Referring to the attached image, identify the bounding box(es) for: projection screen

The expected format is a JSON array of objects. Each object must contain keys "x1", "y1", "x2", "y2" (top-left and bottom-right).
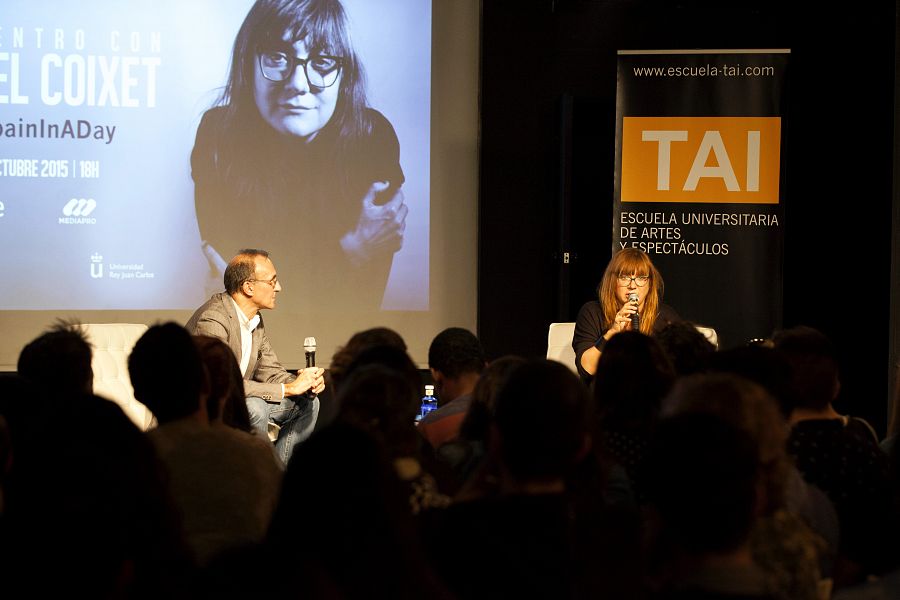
[{"x1": 0, "y1": 0, "x2": 478, "y2": 369}]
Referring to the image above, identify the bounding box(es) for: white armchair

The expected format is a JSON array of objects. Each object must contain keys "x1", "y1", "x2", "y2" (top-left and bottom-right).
[
  {"x1": 694, "y1": 325, "x2": 719, "y2": 350},
  {"x1": 546, "y1": 322, "x2": 578, "y2": 374},
  {"x1": 79, "y1": 323, "x2": 154, "y2": 431}
]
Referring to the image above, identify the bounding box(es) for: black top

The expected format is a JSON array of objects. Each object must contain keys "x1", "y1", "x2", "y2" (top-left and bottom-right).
[
  {"x1": 191, "y1": 106, "x2": 404, "y2": 308},
  {"x1": 572, "y1": 300, "x2": 680, "y2": 382}
]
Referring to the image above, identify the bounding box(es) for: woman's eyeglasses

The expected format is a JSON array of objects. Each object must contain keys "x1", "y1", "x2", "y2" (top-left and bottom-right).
[
  {"x1": 258, "y1": 51, "x2": 343, "y2": 87},
  {"x1": 617, "y1": 275, "x2": 650, "y2": 287}
]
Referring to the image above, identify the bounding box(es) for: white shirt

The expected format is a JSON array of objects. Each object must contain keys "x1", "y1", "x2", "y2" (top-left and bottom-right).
[{"x1": 230, "y1": 297, "x2": 260, "y2": 377}]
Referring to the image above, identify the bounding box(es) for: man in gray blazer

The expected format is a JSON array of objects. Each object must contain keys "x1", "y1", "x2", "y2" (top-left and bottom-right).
[{"x1": 187, "y1": 249, "x2": 325, "y2": 464}]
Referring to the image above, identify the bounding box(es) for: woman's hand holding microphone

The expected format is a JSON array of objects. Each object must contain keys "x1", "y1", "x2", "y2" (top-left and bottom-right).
[{"x1": 611, "y1": 295, "x2": 640, "y2": 333}]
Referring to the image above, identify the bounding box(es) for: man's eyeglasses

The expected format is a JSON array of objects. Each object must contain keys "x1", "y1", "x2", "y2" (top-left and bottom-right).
[
  {"x1": 248, "y1": 275, "x2": 278, "y2": 288},
  {"x1": 617, "y1": 275, "x2": 650, "y2": 287},
  {"x1": 258, "y1": 51, "x2": 343, "y2": 87}
]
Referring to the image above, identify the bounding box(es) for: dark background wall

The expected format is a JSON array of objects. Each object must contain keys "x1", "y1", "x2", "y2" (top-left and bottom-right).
[{"x1": 478, "y1": 0, "x2": 897, "y2": 435}]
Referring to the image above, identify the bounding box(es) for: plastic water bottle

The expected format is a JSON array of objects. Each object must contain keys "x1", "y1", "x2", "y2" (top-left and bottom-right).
[{"x1": 417, "y1": 384, "x2": 437, "y2": 423}]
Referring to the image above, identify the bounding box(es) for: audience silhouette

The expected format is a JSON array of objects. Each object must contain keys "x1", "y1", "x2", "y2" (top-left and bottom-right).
[
  {"x1": 662, "y1": 372, "x2": 830, "y2": 600},
  {"x1": 591, "y1": 330, "x2": 675, "y2": 504},
  {"x1": 427, "y1": 359, "x2": 642, "y2": 599},
  {"x1": 644, "y1": 410, "x2": 776, "y2": 599},
  {"x1": 129, "y1": 322, "x2": 283, "y2": 568},
  {"x1": 6, "y1": 316, "x2": 900, "y2": 599},
  {"x1": 774, "y1": 326, "x2": 900, "y2": 589}
]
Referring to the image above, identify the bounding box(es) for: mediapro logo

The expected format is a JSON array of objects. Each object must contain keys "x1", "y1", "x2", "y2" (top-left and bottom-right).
[
  {"x1": 60, "y1": 198, "x2": 97, "y2": 224},
  {"x1": 63, "y1": 198, "x2": 96, "y2": 216}
]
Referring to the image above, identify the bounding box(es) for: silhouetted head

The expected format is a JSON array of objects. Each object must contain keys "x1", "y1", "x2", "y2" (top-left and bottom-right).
[
  {"x1": 593, "y1": 331, "x2": 675, "y2": 433},
  {"x1": 654, "y1": 320, "x2": 715, "y2": 376},
  {"x1": 663, "y1": 372, "x2": 790, "y2": 514},
  {"x1": 458, "y1": 355, "x2": 528, "y2": 442},
  {"x1": 428, "y1": 327, "x2": 486, "y2": 378},
  {"x1": 266, "y1": 421, "x2": 439, "y2": 598},
  {"x1": 707, "y1": 344, "x2": 792, "y2": 417},
  {"x1": 337, "y1": 362, "x2": 420, "y2": 456},
  {"x1": 493, "y1": 359, "x2": 591, "y2": 483},
  {"x1": 18, "y1": 320, "x2": 93, "y2": 396},
  {"x1": 129, "y1": 323, "x2": 208, "y2": 424},
  {"x1": 772, "y1": 325, "x2": 840, "y2": 411},
  {"x1": 193, "y1": 335, "x2": 252, "y2": 431},
  {"x1": 330, "y1": 327, "x2": 407, "y2": 392},
  {"x1": 644, "y1": 411, "x2": 760, "y2": 555}
]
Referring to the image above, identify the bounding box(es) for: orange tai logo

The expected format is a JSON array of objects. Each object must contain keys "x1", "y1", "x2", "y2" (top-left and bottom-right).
[{"x1": 621, "y1": 116, "x2": 781, "y2": 204}]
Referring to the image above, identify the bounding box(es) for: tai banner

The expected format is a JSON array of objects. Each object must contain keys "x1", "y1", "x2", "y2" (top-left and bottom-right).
[{"x1": 613, "y1": 49, "x2": 790, "y2": 348}]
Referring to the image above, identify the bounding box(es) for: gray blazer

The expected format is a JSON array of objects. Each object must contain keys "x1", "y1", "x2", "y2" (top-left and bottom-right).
[{"x1": 186, "y1": 292, "x2": 294, "y2": 403}]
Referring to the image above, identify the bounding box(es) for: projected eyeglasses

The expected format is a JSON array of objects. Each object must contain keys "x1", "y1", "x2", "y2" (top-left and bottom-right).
[{"x1": 258, "y1": 51, "x2": 343, "y2": 87}]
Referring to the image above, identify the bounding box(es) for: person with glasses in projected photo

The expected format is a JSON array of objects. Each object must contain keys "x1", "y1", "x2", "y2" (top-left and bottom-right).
[
  {"x1": 191, "y1": 0, "x2": 408, "y2": 310},
  {"x1": 572, "y1": 248, "x2": 680, "y2": 384},
  {"x1": 187, "y1": 249, "x2": 326, "y2": 465}
]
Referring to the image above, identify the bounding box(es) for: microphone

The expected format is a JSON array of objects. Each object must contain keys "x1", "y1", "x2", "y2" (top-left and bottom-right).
[
  {"x1": 627, "y1": 293, "x2": 641, "y2": 331},
  {"x1": 304, "y1": 336, "x2": 317, "y2": 368},
  {"x1": 303, "y1": 337, "x2": 318, "y2": 399}
]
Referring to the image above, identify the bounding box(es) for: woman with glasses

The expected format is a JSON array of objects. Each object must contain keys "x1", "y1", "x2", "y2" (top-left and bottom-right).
[
  {"x1": 572, "y1": 248, "x2": 679, "y2": 383},
  {"x1": 191, "y1": 0, "x2": 407, "y2": 309}
]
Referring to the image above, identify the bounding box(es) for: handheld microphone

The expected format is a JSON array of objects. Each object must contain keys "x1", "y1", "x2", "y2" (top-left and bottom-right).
[
  {"x1": 304, "y1": 336, "x2": 317, "y2": 368},
  {"x1": 627, "y1": 293, "x2": 641, "y2": 331},
  {"x1": 303, "y1": 337, "x2": 318, "y2": 399}
]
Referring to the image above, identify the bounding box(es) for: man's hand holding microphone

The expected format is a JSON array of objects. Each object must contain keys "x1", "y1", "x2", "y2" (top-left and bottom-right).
[
  {"x1": 284, "y1": 336, "x2": 325, "y2": 397},
  {"x1": 284, "y1": 368, "x2": 325, "y2": 397}
]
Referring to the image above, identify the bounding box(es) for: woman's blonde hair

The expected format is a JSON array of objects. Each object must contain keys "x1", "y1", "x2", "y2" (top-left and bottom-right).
[{"x1": 597, "y1": 248, "x2": 663, "y2": 335}]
